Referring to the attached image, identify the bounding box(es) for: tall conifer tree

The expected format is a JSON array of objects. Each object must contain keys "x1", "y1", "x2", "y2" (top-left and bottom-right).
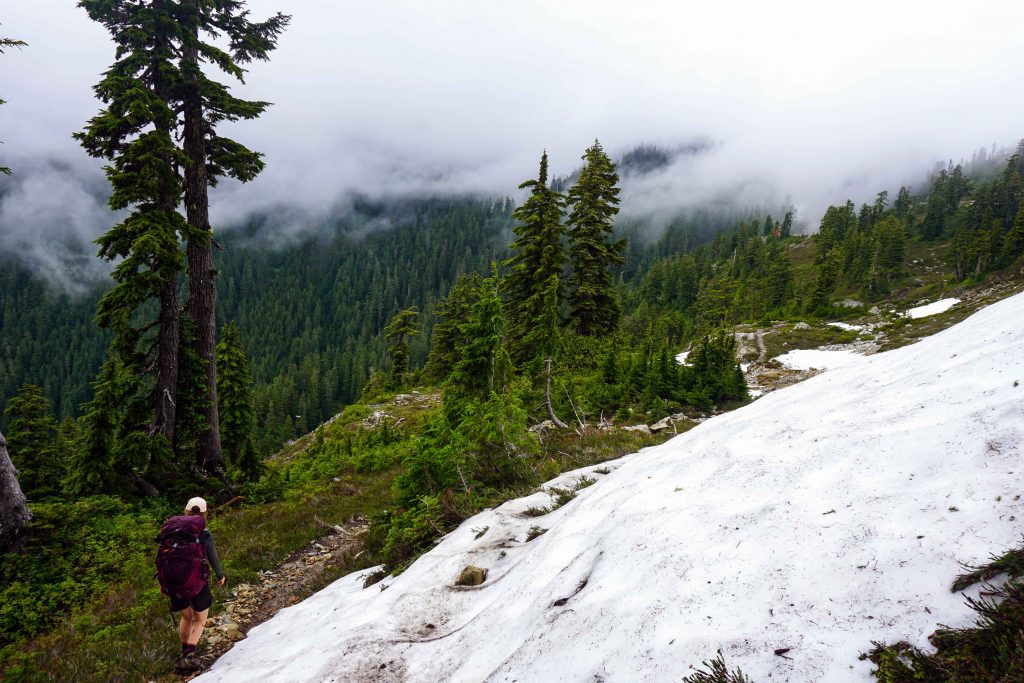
[
  {"x1": 567, "y1": 140, "x2": 625, "y2": 335},
  {"x1": 179, "y1": 1, "x2": 289, "y2": 477},
  {"x1": 77, "y1": 0, "x2": 188, "y2": 479},
  {"x1": 501, "y1": 151, "x2": 566, "y2": 362}
]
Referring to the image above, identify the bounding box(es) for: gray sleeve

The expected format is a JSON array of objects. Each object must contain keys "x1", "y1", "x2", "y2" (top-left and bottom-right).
[{"x1": 201, "y1": 530, "x2": 225, "y2": 579}]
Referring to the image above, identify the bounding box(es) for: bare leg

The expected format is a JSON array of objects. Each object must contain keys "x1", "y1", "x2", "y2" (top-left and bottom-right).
[
  {"x1": 178, "y1": 607, "x2": 194, "y2": 646},
  {"x1": 187, "y1": 607, "x2": 210, "y2": 646}
]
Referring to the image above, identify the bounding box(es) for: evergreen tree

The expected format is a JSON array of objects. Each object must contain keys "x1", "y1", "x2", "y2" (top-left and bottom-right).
[
  {"x1": 528, "y1": 275, "x2": 568, "y2": 428},
  {"x1": 894, "y1": 186, "x2": 912, "y2": 219},
  {"x1": 425, "y1": 273, "x2": 484, "y2": 382},
  {"x1": 780, "y1": 210, "x2": 794, "y2": 238},
  {"x1": 501, "y1": 151, "x2": 566, "y2": 362},
  {"x1": 447, "y1": 267, "x2": 512, "y2": 403},
  {"x1": 810, "y1": 247, "x2": 842, "y2": 311},
  {"x1": 179, "y1": 1, "x2": 289, "y2": 477},
  {"x1": 766, "y1": 244, "x2": 793, "y2": 309},
  {"x1": 77, "y1": 0, "x2": 188, "y2": 454},
  {"x1": 3, "y1": 384, "x2": 60, "y2": 499},
  {"x1": 66, "y1": 350, "x2": 158, "y2": 497},
  {"x1": 567, "y1": 140, "x2": 625, "y2": 335},
  {"x1": 873, "y1": 190, "x2": 889, "y2": 217},
  {"x1": 216, "y1": 323, "x2": 259, "y2": 480},
  {"x1": 0, "y1": 31, "x2": 27, "y2": 176},
  {"x1": 1000, "y1": 202, "x2": 1024, "y2": 265},
  {"x1": 384, "y1": 307, "x2": 421, "y2": 387}
]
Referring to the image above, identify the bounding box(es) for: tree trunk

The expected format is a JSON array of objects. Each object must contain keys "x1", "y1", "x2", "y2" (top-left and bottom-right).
[
  {"x1": 127, "y1": 471, "x2": 160, "y2": 498},
  {"x1": 151, "y1": 279, "x2": 179, "y2": 445},
  {"x1": 183, "y1": 9, "x2": 224, "y2": 476},
  {"x1": 150, "y1": 0, "x2": 179, "y2": 449},
  {"x1": 0, "y1": 431, "x2": 33, "y2": 553},
  {"x1": 544, "y1": 357, "x2": 569, "y2": 429}
]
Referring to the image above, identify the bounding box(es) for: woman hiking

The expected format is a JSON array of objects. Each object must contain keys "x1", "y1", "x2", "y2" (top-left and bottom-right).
[{"x1": 156, "y1": 496, "x2": 227, "y2": 671}]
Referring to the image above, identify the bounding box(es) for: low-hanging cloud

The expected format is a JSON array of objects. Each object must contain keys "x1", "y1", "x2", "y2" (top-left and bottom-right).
[{"x1": 2, "y1": 0, "x2": 1022, "y2": 291}]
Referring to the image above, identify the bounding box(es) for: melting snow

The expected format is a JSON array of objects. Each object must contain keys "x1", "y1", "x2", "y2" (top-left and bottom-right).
[
  {"x1": 829, "y1": 321, "x2": 864, "y2": 331},
  {"x1": 905, "y1": 298, "x2": 960, "y2": 319},
  {"x1": 775, "y1": 348, "x2": 865, "y2": 371},
  {"x1": 675, "y1": 350, "x2": 690, "y2": 365},
  {"x1": 199, "y1": 292, "x2": 1024, "y2": 683}
]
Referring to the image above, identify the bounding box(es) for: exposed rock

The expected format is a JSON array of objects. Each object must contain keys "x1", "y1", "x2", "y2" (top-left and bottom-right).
[
  {"x1": 869, "y1": 306, "x2": 881, "y2": 315},
  {"x1": 455, "y1": 565, "x2": 488, "y2": 586},
  {"x1": 363, "y1": 410, "x2": 391, "y2": 428},
  {"x1": 649, "y1": 417, "x2": 674, "y2": 433},
  {"x1": 624, "y1": 424, "x2": 652, "y2": 434},
  {"x1": 837, "y1": 299, "x2": 863, "y2": 308},
  {"x1": 793, "y1": 322, "x2": 811, "y2": 330},
  {"x1": 528, "y1": 420, "x2": 555, "y2": 434},
  {"x1": 221, "y1": 621, "x2": 244, "y2": 642}
]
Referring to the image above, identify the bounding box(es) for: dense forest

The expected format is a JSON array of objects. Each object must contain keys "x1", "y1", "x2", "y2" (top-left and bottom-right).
[{"x1": 4, "y1": 142, "x2": 1023, "y2": 466}]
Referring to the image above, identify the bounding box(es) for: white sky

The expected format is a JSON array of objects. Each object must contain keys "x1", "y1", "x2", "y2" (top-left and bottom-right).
[{"x1": 2, "y1": 0, "x2": 1023, "y2": 283}]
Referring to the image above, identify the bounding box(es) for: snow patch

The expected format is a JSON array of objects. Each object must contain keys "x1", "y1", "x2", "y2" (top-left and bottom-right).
[
  {"x1": 198, "y1": 292, "x2": 1024, "y2": 683},
  {"x1": 775, "y1": 347, "x2": 865, "y2": 371},
  {"x1": 829, "y1": 321, "x2": 864, "y2": 331},
  {"x1": 904, "y1": 298, "x2": 960, "y2": 319},
  {"x1": 675, "y1": 350, "x2": 690, "y2": 365}
]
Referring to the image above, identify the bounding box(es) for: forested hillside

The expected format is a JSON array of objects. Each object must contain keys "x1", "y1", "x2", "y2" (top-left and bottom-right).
[{"x1": 4, "y1": 143, "x2": 1024, "y2": 456}]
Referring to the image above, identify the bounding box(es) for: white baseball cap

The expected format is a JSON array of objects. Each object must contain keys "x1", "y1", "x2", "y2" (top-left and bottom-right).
[{"x1": 185, "y1": 496, "x2": 208, "y2": 513}]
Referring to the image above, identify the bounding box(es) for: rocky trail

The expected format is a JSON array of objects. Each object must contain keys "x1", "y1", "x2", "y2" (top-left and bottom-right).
[{"x1": 173, "y1": 517, "x2": 369, "y2": 680}]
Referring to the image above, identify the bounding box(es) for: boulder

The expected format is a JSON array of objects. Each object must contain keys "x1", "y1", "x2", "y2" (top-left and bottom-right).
[
  {"x1": 455, "y1": 565, "x2": 488, "y2": 586},
  {"x1": 528, "y1": 420, "x2": 555, "y2": 434},
  {"x1": 793, "y1": 322, "x2": 811, "y2": 330},
  {"x1": 221, "y1": 620, "x2": 244, "y2": 642},
  {"x1": 650, "y1": 417, "x2": 674, "y2": 433},
  {"x1": 623, "y1": 424, "x2": 652, "y2": 434}
]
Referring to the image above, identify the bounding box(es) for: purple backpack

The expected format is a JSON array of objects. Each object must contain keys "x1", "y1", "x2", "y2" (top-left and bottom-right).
[{"x1": 155, "y1": 515, "x2": 208, "y2": 600}]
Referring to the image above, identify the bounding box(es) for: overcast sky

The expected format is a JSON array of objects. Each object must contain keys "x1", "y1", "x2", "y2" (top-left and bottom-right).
[{"x1": 2, "y1": 1, "x2": 1023, "y2": 287}]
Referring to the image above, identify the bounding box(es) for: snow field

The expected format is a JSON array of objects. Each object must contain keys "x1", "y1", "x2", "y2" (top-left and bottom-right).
[
  {"x1": 199, "y1": 292, "x2": 1024, "y2": 683},
  {"x1": 904, "y1": 298, "x2": 960, "y2": 319}
]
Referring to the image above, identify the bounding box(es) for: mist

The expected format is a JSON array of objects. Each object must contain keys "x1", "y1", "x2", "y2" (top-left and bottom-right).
[{"x1": 2, "y1": 0, "x2": 1022, "y2": 290}]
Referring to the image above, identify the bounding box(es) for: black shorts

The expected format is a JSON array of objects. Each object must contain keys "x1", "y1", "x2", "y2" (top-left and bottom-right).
[{"x1": 170, "y1": 582, "x2": 213, "y2": 613}]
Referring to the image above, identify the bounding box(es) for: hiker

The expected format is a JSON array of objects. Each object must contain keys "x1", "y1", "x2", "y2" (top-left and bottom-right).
[{"x1": 156, "y1": 496, "x2": 227, "y2": 668}]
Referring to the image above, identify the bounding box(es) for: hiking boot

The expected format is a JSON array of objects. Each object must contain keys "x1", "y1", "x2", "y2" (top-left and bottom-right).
[{"x1": 176, "y1": 652, "x2": 201, "y2": 674}]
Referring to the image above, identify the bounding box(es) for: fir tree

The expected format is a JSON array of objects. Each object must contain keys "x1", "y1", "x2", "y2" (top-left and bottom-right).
[
  {"x1": 77, "y1": 0, "x2": 188, "y2": 452},
  {"x1": 216, "y1": 323, "x2": 259, "y2": 480},
  {"x1": 425, "y1": 273, "x2": 483, "y2": 382},
  {"x1": 567, "y1": 140, "x2": 625, "y2": 335},
  {"x1": 447, "y1": 267, "x2": 512, "y2": 403},
  {"x1": 3, "y1": 384, "x2": 60, "y2": 499},
  {"x1": 894, "y1": 185, "x2": 912, "y2": 219},
  {"x1": 1000, "y1": 202, "x2": 1024, "y2": 265},
  {"x1": 810, "y1": 247, "x2": 842, "y2": 312},
  {"x1": 502, "y1": 151, "x2": 566, "y2": 362},
  {"x1": 384, "y1": 307, "x2": 421, "y2": 387},
  {"x1": 780, "y1": 210, "x2": 794, "y2": 238},
  {"x1": 179, "y1": 1, "x2": 290, "y2": 477},
  {"x1": 766, "y1": 244, "x2": 793, "y2": 309}
]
